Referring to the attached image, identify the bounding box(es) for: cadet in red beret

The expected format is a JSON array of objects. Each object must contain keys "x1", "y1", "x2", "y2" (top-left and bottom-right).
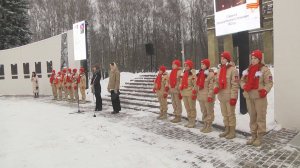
[{"x1": 240, "y1": 50, "x2": 273, "y2": 147}]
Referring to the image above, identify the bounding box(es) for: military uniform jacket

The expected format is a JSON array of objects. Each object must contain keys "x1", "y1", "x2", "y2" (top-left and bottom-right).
[{"x1": 240, "y1": 66, "x2": 273, "y2": 99}]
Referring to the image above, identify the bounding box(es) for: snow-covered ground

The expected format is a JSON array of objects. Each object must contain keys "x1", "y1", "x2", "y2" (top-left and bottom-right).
[{"x1": 0, "y1": 96, "x2": 239, "y2": 168}]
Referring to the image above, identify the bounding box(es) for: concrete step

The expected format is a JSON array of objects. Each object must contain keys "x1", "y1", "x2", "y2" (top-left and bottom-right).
[
  {"x1": 125, "y1": 82, "x2": 153, "y2": 86},
  {"x1": 130, "y1": 79, "x2": 154, "y2": 83},
  {"x1": 118, "y1": 91, "x2": 157, "y2": 98},
  {"x1": 102, "y1": 97, "x2": 160, "y2": 109},
  {"x1": 120, "y1": 88, "x2": 153, "y2": 94},
  {"x1": 107, "y1": 94, "x2": 172, "y2": 104},
  {"x1": 123, "y1": 85, "x2": 152, "y2": 90}
]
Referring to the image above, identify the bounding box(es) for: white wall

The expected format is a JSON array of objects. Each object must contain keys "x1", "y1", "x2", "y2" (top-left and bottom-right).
[
  {"x1": 274, "y1": 0, "x2": 300, "y2": 130},
  {"x1": 0, "y1": 30, "x2": 80, "y2": 95}
]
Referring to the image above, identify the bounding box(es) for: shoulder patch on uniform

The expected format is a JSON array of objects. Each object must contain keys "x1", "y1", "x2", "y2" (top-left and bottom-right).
[
  {"x1": 234, "y1": 75, "x2": 239, "y2": 82},
  {"x1": 269, "y1": 76, "x2": 273, "y2": 81}
]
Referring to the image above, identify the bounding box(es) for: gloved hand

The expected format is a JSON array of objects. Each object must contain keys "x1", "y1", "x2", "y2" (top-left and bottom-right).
[
  {"x1": 163, "y1": 93, "x2": 168, "y2": 98},
  {"x1": 230, "y1": 98, "x2": 237, "y2": 106},
  {"x1": 114, "y1": 90, "x2": 118, "y2": 94},
  {"x1": 192, "y1": 95, "x2": 197, "y2": 100},
  {"x1": 242, "y1": 70, "x2": 248, "y2": 76},
  {"x1": 179, "y1": 93, "x2": 182, "y2": 100},
  {"x1": 165, "y1": 86, "x2": 169, "y2": 92},
  {"x1": 259, "y1": 89, "x2": 267, "y2": 98},
  {"x1": 207, "y1": 97, "x2": 213, "y2": 103},
  {"x1": 213, "y1": 87, "x2": 219, "y2": 94},
  {"x1": 243, "y1": 84, "x2": 251, "y2": 92},
  {"x1": 255, "y1": 71, "x2": 262, "y2": 77},
  {"x1": 152, "y1": 88, "x2": 156, "y2": 93}
]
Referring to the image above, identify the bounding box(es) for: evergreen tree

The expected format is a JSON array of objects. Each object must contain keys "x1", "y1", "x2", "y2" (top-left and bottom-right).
[{"x1": 0, "y1": 0, "x2": 31, "y2": 50}]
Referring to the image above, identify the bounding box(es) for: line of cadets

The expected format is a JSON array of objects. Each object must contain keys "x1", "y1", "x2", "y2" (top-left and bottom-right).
[
  {"x1": 153, "y1": 49, "x2": 273, "y2": 147},
  {"x1": 49, "y1": 67, "x2": 87, "y2": 103}
]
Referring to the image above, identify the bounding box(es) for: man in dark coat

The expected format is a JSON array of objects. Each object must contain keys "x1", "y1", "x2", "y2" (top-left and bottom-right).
[{"x1": 91, "y1": 65, "x2": 102, "y2": 111}]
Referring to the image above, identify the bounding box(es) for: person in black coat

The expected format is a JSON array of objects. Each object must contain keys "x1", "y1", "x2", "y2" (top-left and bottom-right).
[{"x1": 91, "y1": 65, "x2": 102, "y2": 111}]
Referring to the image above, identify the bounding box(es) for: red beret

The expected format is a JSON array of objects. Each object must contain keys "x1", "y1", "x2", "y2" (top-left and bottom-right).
[
  {"x1": 221, "y1": 51, "x2": 232, "y2": 61},
  {"x1": 201, "y1": 59, "x2": 210, "y2": 68},
  {"x1": 184, "y1": 60, "x2": 194, "y2": 69},
  {"x1": 251, "y1": 50, "x2": 263, "y2": 61},
  {"x1": 159, "y1": 65, "x2": 166, "y2": 72},
  {"x1": 172, "y1": 59, "x2": 181, "y2": 67}
]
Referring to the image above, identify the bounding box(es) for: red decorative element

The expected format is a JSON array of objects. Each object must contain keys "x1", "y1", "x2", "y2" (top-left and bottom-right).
[
  {"x1": 192, "y1": 95, "x2": 197, "y2": 100},
  {"x1": 213, "y1": 87, "x2": 219, "y2": 94},
  {"x1": 181, "y1": 70, "x2": 189, "y2": 90},
  {"x1": 165, "y1": 86, "x2": 169, "y2": 92},
  {"x1": 163, "y1": 93, "x2": 168, "y2": 98},
  {"x1": 219, "y1": 65, "x2": 227, "y2": 89},
  {"x1": 179, "y1": 93, "x2": 183, "y2": 100},
  {"x1": 196, "y1": 70, "x2": 205, "y2": 89},
  {"x1": 192, "y1": 89, "x2": 197, "y2": 95},
  {"x1": 154, "y1": 74, "x2": 162, "y2": 90},
  {"x1": 230, "y1": 98, "x2": 237, "y2": 106},
  {"x1": 169, "y1": 69, "x2": 179, "y2": 88},
  {"x1": 207, "y1": 97, "x2": 213, "y2": 103},
  {"x1": 259, "y1": 89, "x2": 267, "y2": 98},
  {"x1": 245, "y1": 64, "x2": 260, "y2": 91}
]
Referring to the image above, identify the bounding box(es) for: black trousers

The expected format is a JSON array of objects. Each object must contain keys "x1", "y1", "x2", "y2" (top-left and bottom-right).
[
  {"x1": 111, "y1": 90, "x2": 121, "y2": 112},
  {"x1": 95, "y1": 90, "x2": 102, "y2": 111}
]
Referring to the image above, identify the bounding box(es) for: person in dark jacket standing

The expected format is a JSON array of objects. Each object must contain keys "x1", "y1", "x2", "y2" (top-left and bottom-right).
[
  {"x1": 91, "y1": 65, "x2": 102, "y2": 111},
  {"x1": 107, "y1": 62, "x2": 121, "y2": 114}
]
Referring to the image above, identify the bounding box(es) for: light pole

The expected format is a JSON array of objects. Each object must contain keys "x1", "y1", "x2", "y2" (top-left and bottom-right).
[{"x1": 180, "y1": 0, "x2": 187, "y2": 66}]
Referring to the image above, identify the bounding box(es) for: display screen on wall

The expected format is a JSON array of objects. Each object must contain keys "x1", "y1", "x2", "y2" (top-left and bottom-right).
[
  {"x1": 35, "y1": 62, "x2": 42, "y2": 78},
  {"x1": 73, "y1": 21, "x2": 87, "y2": 61},
  {"x1": 47, "y1": 61, "x2": 53, "y2": 77},
  {"x1": 0, "y1": 64, "x2": 4, "y2": 80},
  {"x1": 23, "y1": 63, "x2": 30, "y2": 79},
  {"x1": 11, "y1": 64, "x2": 18, "y2": 79},
  {"x1": 47, "y1": 61, "x2": 53, "y2": 72},
  {"x1": 214, "y1": 0, "x2": 261, "y2": 36}
]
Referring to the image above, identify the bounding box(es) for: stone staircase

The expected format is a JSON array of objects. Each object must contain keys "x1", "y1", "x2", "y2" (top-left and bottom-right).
[{"x1": 102, "y1": 73, "x2": 171, "y2": 113}]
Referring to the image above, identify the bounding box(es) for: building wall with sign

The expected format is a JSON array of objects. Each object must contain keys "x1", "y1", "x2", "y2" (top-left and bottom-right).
[
  {"x1": 0, "y1": 30, "x2": 80, "y2": 95},
  {"x1": 274, "y1": 0, "x2": 300, "y2": 130}
]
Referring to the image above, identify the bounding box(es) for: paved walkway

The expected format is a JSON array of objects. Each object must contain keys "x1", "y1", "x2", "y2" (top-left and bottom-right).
[{"x1": 12, "y1": 96, "x2": 300, "y2": 167}]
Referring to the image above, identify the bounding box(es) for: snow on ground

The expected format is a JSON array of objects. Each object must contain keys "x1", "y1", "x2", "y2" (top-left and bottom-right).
[{"x1": 0, "y1": 96, "x2": 234, "y2": 168}]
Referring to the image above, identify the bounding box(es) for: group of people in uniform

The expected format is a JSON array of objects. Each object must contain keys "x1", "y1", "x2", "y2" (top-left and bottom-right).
[
  {"x1": 49, "y1": 67, "x2": 87, "y2": 103},
  {"x1": 153, "y1": 49, "x2": 273, "y2": 147}
]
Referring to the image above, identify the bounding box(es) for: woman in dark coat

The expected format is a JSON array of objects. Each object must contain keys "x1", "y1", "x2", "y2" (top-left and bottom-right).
[{"x1": 91, "y1": 65, "x2": 102, "y2": 111}]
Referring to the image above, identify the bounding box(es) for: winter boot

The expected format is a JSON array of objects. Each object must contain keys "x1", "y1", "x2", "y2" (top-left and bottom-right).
[
  {"x1": 252, "y1": 133, "x2": 263, "y2": 147},
  {"x1": 203, "y1": 123, "x2": 212, "y2": 133},
  {"x1": 200, "y1": 123, "x2": 207, "y2": 132},
  {"x1": 171, "y1": 115, "x2": 181, "y2": 123},
  {"x1": 219, "y1": 126, "x2": 229, "y2": 138},
  {"x1": 225, "y1": 126, "x2": 236, "y2": 139},
  {"x1": 246, "y1": 133, "x2": 257, "y2": 145},
  {"x1": 159, "y1": 112, "x2": 168, "y2": 120},
  {"x1": 157, "y1": 111, "x2": 164, "y2": 119},
  {"x1": 185, "y1": 118, "x2": 196, "y2": 128}
]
